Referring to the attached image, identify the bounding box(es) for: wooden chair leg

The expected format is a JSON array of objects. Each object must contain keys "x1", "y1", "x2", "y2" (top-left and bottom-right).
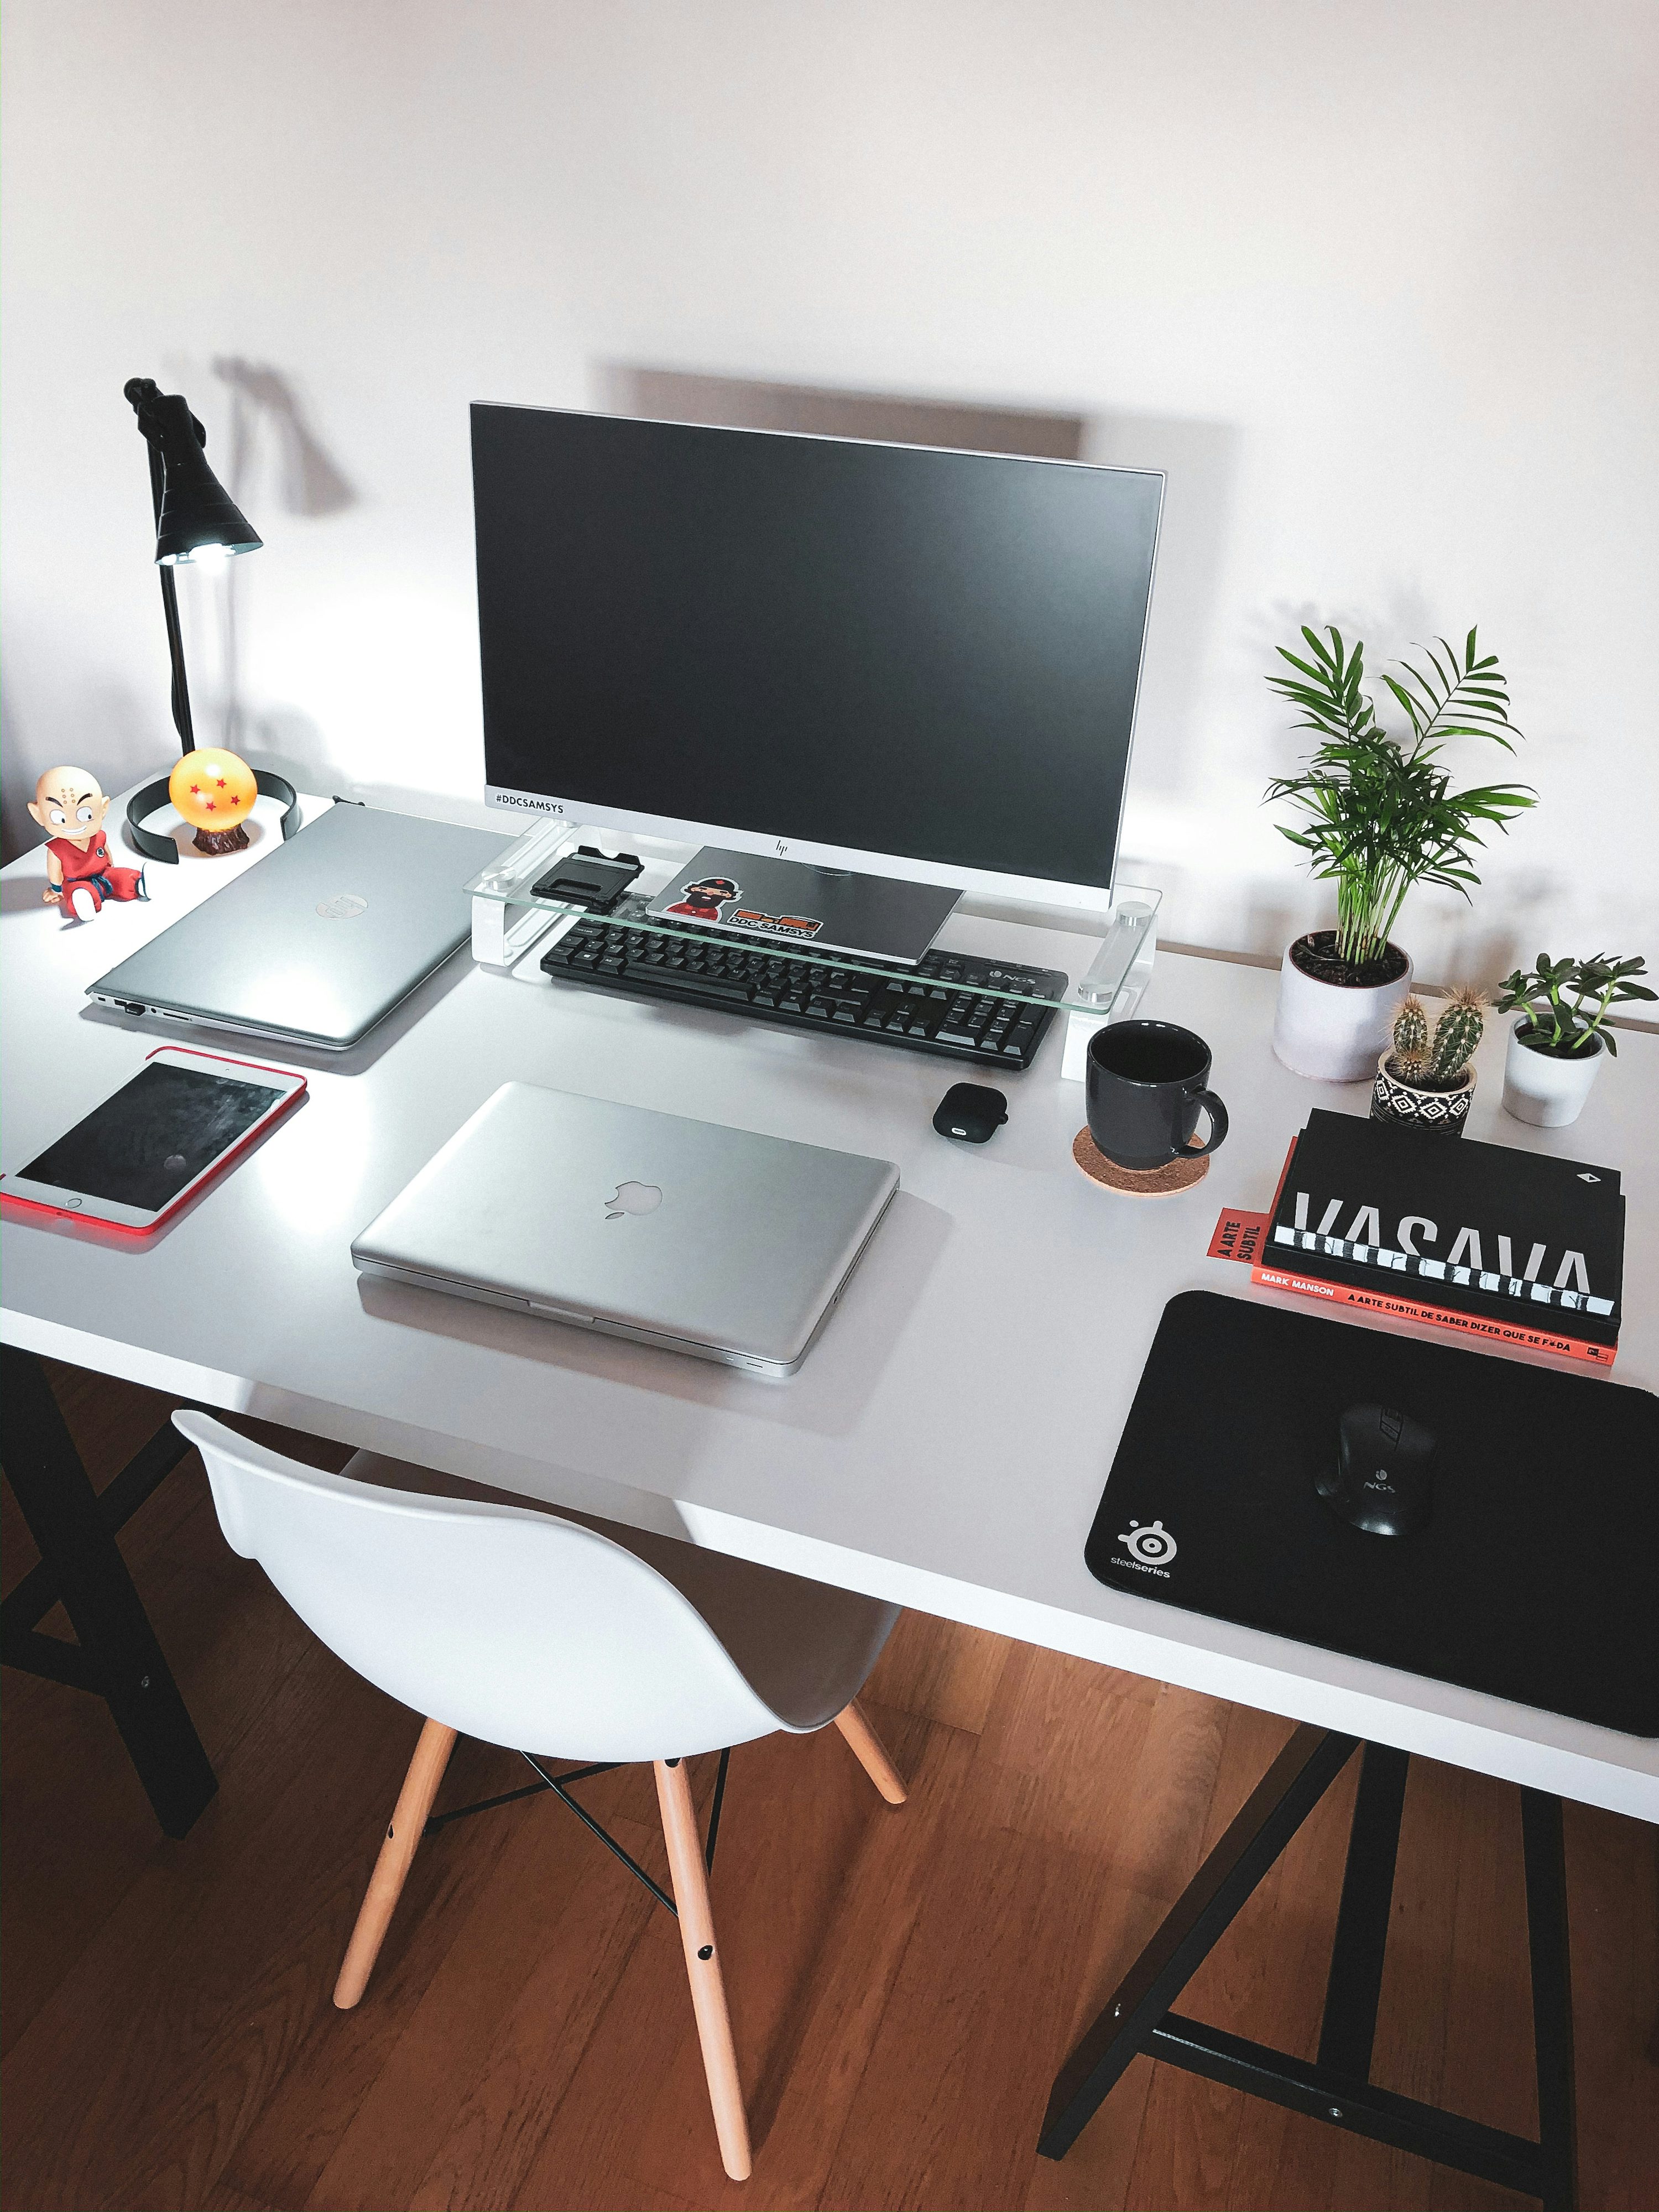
[
  {"x1": 654, "y1": 1757, "x2": 753, "y2": 2182},
  {"x1": 832, "y1": 1698, "x2": 907, "y2": 1805},
  {"x1": 333, "y1": 1717, "x2": 457, "y2": 2009}
]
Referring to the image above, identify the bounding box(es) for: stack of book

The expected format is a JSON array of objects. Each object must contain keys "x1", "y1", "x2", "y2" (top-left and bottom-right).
[{"x1": 1252, "y1": 1109, "x2": 1625, "y2": 1366}]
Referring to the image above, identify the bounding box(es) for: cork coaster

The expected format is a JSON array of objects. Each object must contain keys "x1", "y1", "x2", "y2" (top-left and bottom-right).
[{"x1": 1072, "y1": 1126, "x2": 1212, "y2": 1197}]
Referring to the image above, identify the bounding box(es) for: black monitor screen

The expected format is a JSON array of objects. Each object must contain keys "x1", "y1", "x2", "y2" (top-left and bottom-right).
[{"x1": 472, "y1": 406, "x2": 1161, "y2": 891}]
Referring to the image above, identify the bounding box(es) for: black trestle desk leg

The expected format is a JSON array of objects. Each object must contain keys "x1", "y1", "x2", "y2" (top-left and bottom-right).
[
  {"x1": 0, "y1": 1347, "x2": 217, "y2": 1838},
  {"x1": 1038, "y1": 1722, "x2": 1359, "y2": 2160},
  {"x1": 1317, "y1": 1740, "x2": 1409, "y2": 2080},
  {"x1": 1041, "y1": 1722, "x2": 1577, "y2": 2204},
  {"x1": 1521, "y1": 1789, "x2": 1578, "y2": 2212}
]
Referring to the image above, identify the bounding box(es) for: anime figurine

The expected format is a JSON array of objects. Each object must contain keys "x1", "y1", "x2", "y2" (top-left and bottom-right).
[
  {"x1": 168, "y1": 747, "x2": 259, "y2": 854},
  {"x1": 28, "y1": 766, "x2": 148, "y2": 919},
  {"x1": 664, "y1": 875, "x2": 738, "y2": 922}
]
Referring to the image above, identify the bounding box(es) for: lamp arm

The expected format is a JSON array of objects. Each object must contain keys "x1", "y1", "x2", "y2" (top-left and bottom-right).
[{"x1": 158, "y1": 571, "x2": 196, "y2": 756}]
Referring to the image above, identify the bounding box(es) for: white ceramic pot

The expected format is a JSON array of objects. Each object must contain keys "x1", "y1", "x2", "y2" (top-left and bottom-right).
[
  {"x1": 1501, "y1": 1020, "x2": 1605, "y2": 1126},
  {"x1": 1271, "y1": 940, "x2": 1413, "y2": 1083}
]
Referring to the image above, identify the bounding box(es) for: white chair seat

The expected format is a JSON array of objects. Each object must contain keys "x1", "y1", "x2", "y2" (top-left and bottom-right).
[{"x1": 340, "y1": 1448, "x2": 899, "y2": 1734}]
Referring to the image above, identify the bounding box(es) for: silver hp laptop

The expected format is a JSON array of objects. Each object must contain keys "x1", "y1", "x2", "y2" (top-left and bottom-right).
[
  {"x1": 352, "y1": 1084, "x2": 899, "y2": 1378},
  {"x1": 87, "y1": 804, "x2": 510, "y2": 1050}
]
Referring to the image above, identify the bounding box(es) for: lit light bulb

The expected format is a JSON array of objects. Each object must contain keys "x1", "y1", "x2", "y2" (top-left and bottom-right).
[{"x1": 187, "y1": 542, "x2": 231, "y2": 564}]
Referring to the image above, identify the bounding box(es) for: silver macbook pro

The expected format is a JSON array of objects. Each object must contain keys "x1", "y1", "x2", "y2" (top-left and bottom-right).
[
  {"x1": 351, "y1": 1084, "x2": 900, "y2": 1377},
  {"x1": 87, "y1": 803, "x2": 511, "y2": 1050}
]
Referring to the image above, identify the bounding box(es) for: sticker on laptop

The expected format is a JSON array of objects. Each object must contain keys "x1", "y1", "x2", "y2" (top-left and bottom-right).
[
  {"x1": 662, "y1": 875, "x2": 739, "y2": 922},
  {"x1": 660, "y1": 874, "x2": 824, "y2": 940}
]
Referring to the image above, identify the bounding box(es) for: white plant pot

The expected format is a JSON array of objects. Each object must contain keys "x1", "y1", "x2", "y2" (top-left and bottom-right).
[
  {"x1": 1501, "y1": 1020, "x2": 1605, "y2": 1126},
  {"x1": 1271, "y1": 941, "x2": 1413, "y2": 1083}
]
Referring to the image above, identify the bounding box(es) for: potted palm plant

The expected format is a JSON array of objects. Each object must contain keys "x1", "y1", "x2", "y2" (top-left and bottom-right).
[
  {"x1": 1496, "y1": 953, "x2": 1653, "y2": 1125},
  {"x1": 1264, "y1": 625, "x2": 1534, "y2": 1081}
]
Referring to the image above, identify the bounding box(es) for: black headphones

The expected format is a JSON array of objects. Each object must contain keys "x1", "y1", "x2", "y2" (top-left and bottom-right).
[{"x1": 125, "y1": 766, "x2": 302, "y2": 863}]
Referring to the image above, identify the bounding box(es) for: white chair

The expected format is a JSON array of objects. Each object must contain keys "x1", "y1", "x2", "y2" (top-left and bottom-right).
[{"x1": 174, "y1": 1412, "x2": 906, "y2": 2182}]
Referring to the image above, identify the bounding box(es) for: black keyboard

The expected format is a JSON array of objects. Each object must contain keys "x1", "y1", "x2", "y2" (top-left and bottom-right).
[{"x1": 540, "y1": 906, "x2": 1067, "y2": 1070}]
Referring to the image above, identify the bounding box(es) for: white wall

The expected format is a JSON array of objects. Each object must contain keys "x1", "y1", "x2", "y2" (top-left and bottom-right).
[{"x1": 4, "y1": 0, "x2": 1656, "y2": 982}]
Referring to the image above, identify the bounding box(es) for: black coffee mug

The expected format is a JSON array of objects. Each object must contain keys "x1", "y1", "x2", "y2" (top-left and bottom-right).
[{"x1": 1086, "y1": 1020, "x2": 1229, "y2": 1171}]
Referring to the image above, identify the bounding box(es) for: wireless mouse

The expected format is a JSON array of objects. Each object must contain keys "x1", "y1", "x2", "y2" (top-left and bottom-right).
[
  {"x1": 933, "y1": 1083, "x2": 1008, "y2": 1144},
  {"x1": 1317, "y1": 1402, "x2": 1436, "y2": 1537}
]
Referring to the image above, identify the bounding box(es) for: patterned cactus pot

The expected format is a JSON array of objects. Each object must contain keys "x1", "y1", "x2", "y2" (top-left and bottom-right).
[{"x1": 1370, "y1": 1055, "x2": 1476, "y2": 1134}]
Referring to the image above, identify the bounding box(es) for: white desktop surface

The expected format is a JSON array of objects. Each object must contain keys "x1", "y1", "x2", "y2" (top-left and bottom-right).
[{"x1": 3, "y1": 797, "x2": 1655, "y2": 1820}]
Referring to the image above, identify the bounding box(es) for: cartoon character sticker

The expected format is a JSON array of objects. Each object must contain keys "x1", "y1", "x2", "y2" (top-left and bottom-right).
[
  {"x1": 28, "y1": 767, "x2": 149, "y2": 920},
  {"x1": 664, "y1": 875, "x2": 738, "y2": 922}
]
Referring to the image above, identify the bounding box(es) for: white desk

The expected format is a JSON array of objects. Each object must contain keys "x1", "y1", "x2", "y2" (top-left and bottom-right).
[{"x1": 3, "y1": 796, "x2": 1655, "y2": 1822}]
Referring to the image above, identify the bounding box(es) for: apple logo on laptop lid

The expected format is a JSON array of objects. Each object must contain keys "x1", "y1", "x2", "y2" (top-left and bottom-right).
[{"x1": 605, "y1": 1180, "x2": 662, "y2": 1221}]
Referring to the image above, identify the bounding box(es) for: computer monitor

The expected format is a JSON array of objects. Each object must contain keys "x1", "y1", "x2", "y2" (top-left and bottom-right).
[{"x1": 472, "y1": 404, "x2": 1162, "y2": 914}]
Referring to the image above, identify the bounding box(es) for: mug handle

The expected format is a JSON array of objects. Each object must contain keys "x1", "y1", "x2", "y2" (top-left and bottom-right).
[{"x1": 1187, "y1": 1091, "x2": 1229, "y2": 1155}]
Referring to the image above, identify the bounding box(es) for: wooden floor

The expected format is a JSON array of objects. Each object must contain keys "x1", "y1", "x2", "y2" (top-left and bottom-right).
[{"x1": 3, "y1": 1366, "x2": 1655, "y2": 2212}]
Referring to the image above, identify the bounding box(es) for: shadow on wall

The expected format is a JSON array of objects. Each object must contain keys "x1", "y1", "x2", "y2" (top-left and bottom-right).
[
  {"x1": 0, "y1": 690, "x2": 32, "y2": 865},
  {"x1": 1081, "y1": 411, "x2": 1239, "y2": 799},
  {"x1": 216, "y1": 358, "x2": 356, "y2": 520},
  {"x1": 600, "y1": 363, "x2": 1087, "y2": 459},
  {"x1": 212, "y1": 358, "x2": 358, "y2": 764},
  {"x1": 1, "y1": 679, "x2": 159, "y2": 869},
  {"x1": 598, "y1": 366, "x2": 1239, "y2": 807}
]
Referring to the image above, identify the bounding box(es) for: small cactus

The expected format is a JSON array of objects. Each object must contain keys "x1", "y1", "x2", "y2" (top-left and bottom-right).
[
  {"x1": 1385, "y1": 988, "x2": 1485, "y2": 1090},
  {"x1": 1423, "y1": 988, "x2": 1485, "y2": 1087},
  {"x1": 1391, "y1": 996, "x2": 1430, "y2": 1060}
]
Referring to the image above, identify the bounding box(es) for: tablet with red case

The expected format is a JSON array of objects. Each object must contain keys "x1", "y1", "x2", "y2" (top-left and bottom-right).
[{"x1": 0, "y1": 1046, "x2": 306, "y2": 1234}]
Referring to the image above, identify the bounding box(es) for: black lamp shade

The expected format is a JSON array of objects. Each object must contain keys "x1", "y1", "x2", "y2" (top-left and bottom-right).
[{"x1": 127, "y1": 383, "x2": 263, "y2": 565}]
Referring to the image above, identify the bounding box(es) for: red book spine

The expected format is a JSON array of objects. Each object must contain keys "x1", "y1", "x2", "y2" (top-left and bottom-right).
[{"x1": 1249, "y1": 1264, "x2": 1619, "y2": 1368}]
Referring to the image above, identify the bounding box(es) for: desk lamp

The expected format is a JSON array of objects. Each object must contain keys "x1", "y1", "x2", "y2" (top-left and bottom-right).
[{"x1": 122, "y1": 377, "x2": 300, "y2": 862}]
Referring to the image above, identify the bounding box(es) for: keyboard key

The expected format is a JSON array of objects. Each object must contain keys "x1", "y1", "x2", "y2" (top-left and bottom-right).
[{"x1": 644, "y1": 968, "x2": 752, "y2": 1002}]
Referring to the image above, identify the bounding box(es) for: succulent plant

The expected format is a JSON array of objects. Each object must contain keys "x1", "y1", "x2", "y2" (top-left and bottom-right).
[
  {"x1": 1497, "y1": 953, "x2": 1653, "y2": 1057},
  {"x1": 1386, "y1": 987, "x2": 1484, "y2": 1091}
]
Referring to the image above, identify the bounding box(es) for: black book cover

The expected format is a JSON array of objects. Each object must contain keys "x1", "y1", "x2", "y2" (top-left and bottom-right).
[{"x1": 1263, "y1": 1110, "x2": 1624, "y2": 1347}]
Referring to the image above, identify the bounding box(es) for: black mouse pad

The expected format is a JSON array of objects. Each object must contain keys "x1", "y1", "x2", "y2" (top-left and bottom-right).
[{"x1": 1087, "y1": 1291, "x2": 1659, "y2": 1735}]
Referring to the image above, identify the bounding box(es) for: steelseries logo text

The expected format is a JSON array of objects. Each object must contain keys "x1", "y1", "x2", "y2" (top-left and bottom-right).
[{"x1": 1112, "y1": 1519, "x2": 1177, "y2": 1578}]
